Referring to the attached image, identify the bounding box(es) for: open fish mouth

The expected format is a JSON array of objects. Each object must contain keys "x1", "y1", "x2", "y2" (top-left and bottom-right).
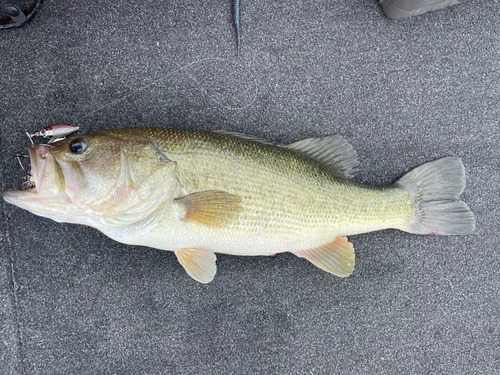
[
  {"x1": 27, "y1": 144, "x2": 66, "y2": 196},
  {"x1": 3, "y1": 144, "x2": 70, "y2": 213}
]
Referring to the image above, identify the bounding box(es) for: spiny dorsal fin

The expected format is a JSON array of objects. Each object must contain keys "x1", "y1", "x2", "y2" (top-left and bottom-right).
[
  {"x1": 213, "y1": 130, "x2": 273, "y2": 145},
  {"x1": 175, "y1": 248, "x2": 217, "y2": 283},
  {"x1": 175, "y1": 190, "x2": 242, "y2": 227},
  {"x1": 285, "y1": 135, "x2": 358, "y2": 179},
  {"x1": 293, "y1": 236, "x2": 355, "y2": 277}
]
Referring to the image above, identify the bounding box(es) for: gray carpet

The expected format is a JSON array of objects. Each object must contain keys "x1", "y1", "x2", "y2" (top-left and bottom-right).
[{"x1": 1, "y1": 0, "x2": 499, "y2": 373}]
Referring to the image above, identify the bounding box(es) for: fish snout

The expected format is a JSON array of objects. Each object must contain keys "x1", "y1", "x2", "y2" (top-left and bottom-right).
[{"x1": 32, "y1": 144, "x2": 52, "y2": 159}]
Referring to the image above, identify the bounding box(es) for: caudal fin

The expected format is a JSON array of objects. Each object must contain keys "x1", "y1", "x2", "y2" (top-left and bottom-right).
[{"x1": 396, "y1": 157, "x2": 475, "y2": 235}]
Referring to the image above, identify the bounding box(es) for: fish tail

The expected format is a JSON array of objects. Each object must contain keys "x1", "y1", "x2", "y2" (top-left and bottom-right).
[{"x1": 396, "y1": 157, "x2": 475, "y2": 235}]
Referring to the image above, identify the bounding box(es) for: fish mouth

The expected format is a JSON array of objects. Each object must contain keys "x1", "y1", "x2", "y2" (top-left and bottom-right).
[
  {"x1": 3, "y1": 144, "x2": 69, "y2": 210},
  {"x1": 28, "y1": 144, "x2": 46, "y2": 191},
  {"x1": 28, "y1": 144, "x2": 66, "y2": 196}
]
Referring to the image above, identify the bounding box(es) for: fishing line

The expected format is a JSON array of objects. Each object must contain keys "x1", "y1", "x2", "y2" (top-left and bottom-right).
[
  {"x1": 74, "y1": 57, "x2": 259, "y2": 125},
  {"x1": 173, "y1": 59, "x2": 258, "y2": 111}
]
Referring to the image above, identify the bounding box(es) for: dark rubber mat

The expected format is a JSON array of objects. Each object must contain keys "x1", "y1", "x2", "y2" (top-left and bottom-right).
[{"x1": 1, "y1": 0, "x2": 498, "y2": 373}]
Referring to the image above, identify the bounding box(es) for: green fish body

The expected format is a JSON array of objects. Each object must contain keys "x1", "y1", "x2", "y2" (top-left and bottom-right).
[{"x1": 3, "y1": 128, "x2": 475, "y2": 283}]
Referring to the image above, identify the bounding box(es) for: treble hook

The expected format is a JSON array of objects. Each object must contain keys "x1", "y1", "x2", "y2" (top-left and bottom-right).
[
  {"x1": 15, "y1": 153, "x2": 31, "y2": 177},
  {"x1": 25, "y1": 132, "x2": 34, "y2": 145}
]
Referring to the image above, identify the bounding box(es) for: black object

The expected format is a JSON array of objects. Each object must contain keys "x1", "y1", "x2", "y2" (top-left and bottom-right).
[
  {"x1": 0, "y1": 0, "x2": 43, "y2": 29},
  {"x1": 380, "y1": 0, "x2": 469, "y2": 20}
]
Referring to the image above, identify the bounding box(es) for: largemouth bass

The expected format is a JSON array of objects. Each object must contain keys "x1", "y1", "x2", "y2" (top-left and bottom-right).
[{"x1": 3, "y1": 128, "x2": 475, "y2": 283}]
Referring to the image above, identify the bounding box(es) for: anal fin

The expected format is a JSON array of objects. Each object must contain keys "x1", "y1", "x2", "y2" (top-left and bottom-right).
[
  {"x1": 294, "y1": 236, "x2": 355, "y2": 277},
  {"x1": 174, "y1": 248, "x2": 217, "y2": 283}
]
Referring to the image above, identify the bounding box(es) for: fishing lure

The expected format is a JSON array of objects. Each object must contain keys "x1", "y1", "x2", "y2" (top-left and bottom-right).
[
  {"x1": 16, "y1": 123, "x2": 77, "y2": 187},
  {"x1": 29, "y1": 123, "x2": 79, "y2": 144}
]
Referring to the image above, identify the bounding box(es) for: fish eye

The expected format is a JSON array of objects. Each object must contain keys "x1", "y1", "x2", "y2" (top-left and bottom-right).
[{"x1": 69, "y1": 137, "x2": 88, "y2": 154}]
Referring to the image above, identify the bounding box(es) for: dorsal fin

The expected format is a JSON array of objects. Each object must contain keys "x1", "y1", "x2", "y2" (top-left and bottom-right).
[
  {"x1": 213, "y1": 130, "x2": 273, "y2": 145},
  {"x1": 285, "y1": 135, "x2": 358, "y2": 179}
]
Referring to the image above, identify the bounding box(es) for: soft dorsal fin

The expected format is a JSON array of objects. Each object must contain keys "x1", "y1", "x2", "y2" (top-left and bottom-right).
[
  {"x1": 175, "y1": 248, "x2": 217, "y2": 283},
  {"x1": 175, "y1": 190, "x2": 242, "y2": 227},
  {"x1": 285, "y1": 135, "x2": 358, "y2": 179},
  {"x1": 293, "y1": 236, "x2": 355, "y2": 277},
  {"x1": 213, "y1": 130, "x2": 273, "y2": 145}
]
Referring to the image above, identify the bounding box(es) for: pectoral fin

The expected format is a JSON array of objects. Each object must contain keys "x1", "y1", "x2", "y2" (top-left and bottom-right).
[
  {"x1": 174, "y1": 248, "x2": 217, "y2": 283},
  {"x1": 294, "y1": 236, "x2": 355, "y2": 277},
  {"x1": 175, "y1": 190, "x2": 242, "y2": 227}
]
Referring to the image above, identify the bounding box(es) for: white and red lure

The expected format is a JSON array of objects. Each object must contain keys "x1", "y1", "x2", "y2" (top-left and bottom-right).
[{"x1": 28, "y1": 123, "x2": 79, "y2": 144}]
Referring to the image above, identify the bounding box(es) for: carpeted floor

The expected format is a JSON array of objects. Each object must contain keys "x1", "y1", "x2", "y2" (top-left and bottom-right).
[{"x1": 1, "y1": 0, "x2": 499, "y2": 373}]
